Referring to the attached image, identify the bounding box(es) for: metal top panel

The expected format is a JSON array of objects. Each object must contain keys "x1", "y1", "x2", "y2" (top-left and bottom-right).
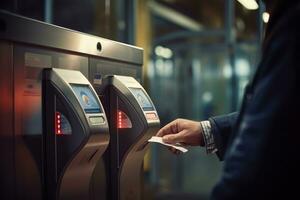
[
  {"x1": 0, "y1": 10, "x2": 143, "y2": 65},
  {"x1": 49, "y1": 68, "x2": 91, "y2": 84}
]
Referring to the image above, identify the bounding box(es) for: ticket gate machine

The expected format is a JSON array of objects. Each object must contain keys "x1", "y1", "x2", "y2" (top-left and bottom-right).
[
  {"x1": 100, "y1": 75, "x2": 160, "y2": 200},
  {"x1": 0, "y1": 10, "x2": 143, "y2": 200},
  {"x1": 43, "y1": 68, "x2": 109, "y2": 199}
]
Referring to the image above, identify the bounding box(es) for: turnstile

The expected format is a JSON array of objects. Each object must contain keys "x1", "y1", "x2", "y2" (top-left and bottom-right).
[
  {"x1": 98, "y1": 75, "x2": 160, "y2": 200},
  {"x1": 43, "y1": 68, "x2": 109, "y2": 199}
]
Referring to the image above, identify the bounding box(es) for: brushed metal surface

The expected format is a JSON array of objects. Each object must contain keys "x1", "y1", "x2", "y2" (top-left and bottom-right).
[{"x1": 0, "y1": 10, "x2": 143, "y2": 65}]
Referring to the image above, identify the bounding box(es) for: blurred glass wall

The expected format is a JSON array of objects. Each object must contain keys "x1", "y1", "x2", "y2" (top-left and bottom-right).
[{"x1": 146, "y1": 0, "x2": 264, "y2": 199}]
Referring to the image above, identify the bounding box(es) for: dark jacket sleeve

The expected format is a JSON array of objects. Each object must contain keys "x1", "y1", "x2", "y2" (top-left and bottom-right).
[
  {"x1": 208, "y1": 112, "x2": 238, "y2": 160},
  {"x1": 210, "y1": 6, "x2": 300, "y2": 199}
]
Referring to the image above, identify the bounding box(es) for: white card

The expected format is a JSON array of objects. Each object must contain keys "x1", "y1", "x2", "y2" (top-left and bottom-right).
[{"x1": 148, "y1": 136, "x2": 188, "y2": 153}]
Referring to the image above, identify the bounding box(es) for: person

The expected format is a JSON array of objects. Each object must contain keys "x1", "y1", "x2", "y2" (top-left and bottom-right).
[{"x1": 156, "y1": 0, "x2": 300, "y2": 199}]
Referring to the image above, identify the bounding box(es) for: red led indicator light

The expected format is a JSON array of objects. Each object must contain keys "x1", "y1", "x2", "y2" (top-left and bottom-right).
[
  {"x1": 117, "y1": 110, "x2": 132, "y2": 129},
  {"x1": 55, "y1": 112, "x2": 62, "y2": 135}
]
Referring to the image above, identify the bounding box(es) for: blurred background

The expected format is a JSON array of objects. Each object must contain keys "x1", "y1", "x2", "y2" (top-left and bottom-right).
[{"x1": 0, "y1": 0, "x2": 267, "y2": 199}]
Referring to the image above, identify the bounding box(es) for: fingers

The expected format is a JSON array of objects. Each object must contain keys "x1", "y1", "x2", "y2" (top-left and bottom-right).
[
  {"x1": 156, "y1": 119, "x2": 179, "y2": 137},
  {"x1": 162, "y1": 130, "x2": 187, "y2": 144}
]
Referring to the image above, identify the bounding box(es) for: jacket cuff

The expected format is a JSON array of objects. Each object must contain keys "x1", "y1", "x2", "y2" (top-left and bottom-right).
[{"x1": 200, "y1": 121, "x2": 218, "y2": 154}]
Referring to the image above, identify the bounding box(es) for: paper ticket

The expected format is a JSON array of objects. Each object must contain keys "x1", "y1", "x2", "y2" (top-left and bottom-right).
[{"x1": 148, "y1": 136, "x2": 188, "y2": 153}]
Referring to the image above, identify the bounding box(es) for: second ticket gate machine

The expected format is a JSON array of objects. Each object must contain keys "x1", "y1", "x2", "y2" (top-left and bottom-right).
[
  {"x1": 97, "y1": 75, "x2": 160, "y2": 200},
  {"x1": 43, "y1": 68, "x2": 109, "y2": 199}
]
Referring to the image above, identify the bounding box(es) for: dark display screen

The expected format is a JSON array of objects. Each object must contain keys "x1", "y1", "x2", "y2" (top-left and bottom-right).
[
  {"x1": 71, "y1": 84, "x2": 102, "y2": 113},
  {"x1": 129, "y1": 87, "x2": 154, "y2": 111}
]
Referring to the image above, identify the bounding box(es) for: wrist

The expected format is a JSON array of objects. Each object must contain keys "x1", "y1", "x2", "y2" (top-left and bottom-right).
[
  {"x1": 198, "y1": 122, "x2": 205, "y2": 147},
  {"x1": 200, "y1": 120, "x2": 218, "y2": 154}
]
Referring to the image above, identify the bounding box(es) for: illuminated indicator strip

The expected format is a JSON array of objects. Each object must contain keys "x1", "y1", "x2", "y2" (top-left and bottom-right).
[
  {"x1": 55, "y1": 112, "x2": 62, "y2": 135},
  {"x1": 117, "y1": 110, "x2": 132, "y2": 129},
  {"x1": 118, "y1": 111, "x2": 122, "y2": 128}
]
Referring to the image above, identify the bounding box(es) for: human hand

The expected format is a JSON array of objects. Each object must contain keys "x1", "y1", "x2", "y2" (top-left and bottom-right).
[{"x1": 156, "y1": 118, "x2": 205, "y2": 147}]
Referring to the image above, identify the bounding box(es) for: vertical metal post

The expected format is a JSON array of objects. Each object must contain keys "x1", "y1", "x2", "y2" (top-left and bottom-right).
[
  {"x1": 116, "y1": 0, "x2": 136, "y2": 44},
  {"x1": 256, "y1": 0, "x2": 265, "y2": 63},
  {"x1": 126, "y1": 0, "x2": 136, "y2": 44},
  {"x1": 225, "y1": 0, "x2": 238, "y2": 111},
  {"x1": 258, "y1": 0, "x2": 265, "y2": 45},
  {"x1": 116, "y1": 0, "x2": 125, "y2": 42},
  {"x1": 44, "y1": 0, "x2": 53, "y2": 23}
]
